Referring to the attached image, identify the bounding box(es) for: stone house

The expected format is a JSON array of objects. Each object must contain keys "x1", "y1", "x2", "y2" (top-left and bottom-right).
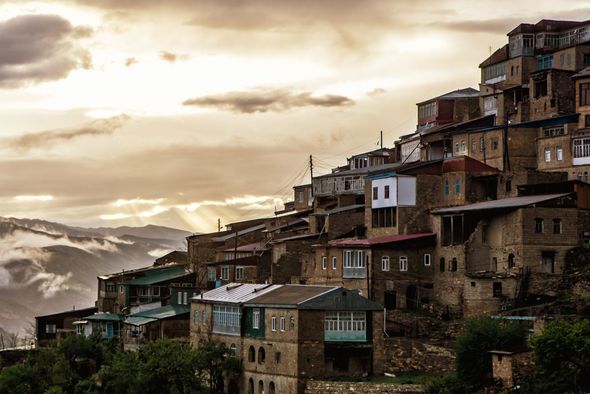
[{"x1": 35, "y1": 307, "x2": 97, "y2": 347}]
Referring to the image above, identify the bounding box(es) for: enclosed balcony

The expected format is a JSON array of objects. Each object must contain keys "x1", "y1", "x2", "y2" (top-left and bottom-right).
[{"x1": 324, "y1": 311, "x2": 367, "y2": 342}]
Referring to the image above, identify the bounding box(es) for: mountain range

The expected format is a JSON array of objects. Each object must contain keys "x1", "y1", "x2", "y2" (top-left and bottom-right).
[{"x1": 0, "y1": 217, "x2": 192, "y2": 336}]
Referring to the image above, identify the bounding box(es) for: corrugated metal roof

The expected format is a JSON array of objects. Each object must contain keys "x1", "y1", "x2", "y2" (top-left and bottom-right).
[
  {"x1": 123, "y1": 265, "x2": 189, "y2": 286},
  {"x1": 310, "y1": 204, "x2": 365, "y2": 217},
  {"x1": 328, "y1": 233, "x2": 436, "y2": 248},
  {"x1": 416, "y1": 87, "x2": 479, "y2": 105},
  {"x1": 222, "y1": 241, "x2": 269, "y2": 253},
  {"x1": 431, "y1": 193, "x2": 572, "y2": 214},
  {"x1": 194, "y1": 283, "x2": 282, "y2": 304},
  {"x1": 85, "y1": 313, "x2": 123, "y2": 322},
  {"x1": 271, "y1": 233, "x2": 320, "y2": 243},
  {"x1": 211, "y1": 224, "x2": 266, "y2": 242},
  {"x1": 245, "y1": 284, "x2": 337, "y2": 307},
  {"x1": 125, "y1": 316, "x2": 157, "y2": 326},
  {"x1": 127, "y1": 304, "x2": 190, "y2": 321},
  {"x1": 313, "y1": 162, "x2": 401, "y2": 179}
]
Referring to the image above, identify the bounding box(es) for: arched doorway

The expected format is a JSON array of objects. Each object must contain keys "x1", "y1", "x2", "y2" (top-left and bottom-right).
[{"x1": 248, "y1": 378, "x2": 254, "y2": 394}]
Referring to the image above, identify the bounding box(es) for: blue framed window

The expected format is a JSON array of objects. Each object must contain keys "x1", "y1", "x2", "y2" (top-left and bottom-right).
[
  {"x1": 454, "y1": 180, "x2": 461, "y2": 194},
  {"x1": 537, "y1": 54, "x2": 553, "y2": 70},
  {"x1": 444, "y1": 180, "x2": 449, "y2": 196},
  {"x1": 194, "y1": 310, "x2": 199, "y2": 323}
]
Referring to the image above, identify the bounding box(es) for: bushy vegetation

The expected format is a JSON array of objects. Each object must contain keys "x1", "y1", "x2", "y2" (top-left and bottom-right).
[
  {"x1": 0, "y1": 335, "x2": 238, "y2": 394},
  {"x1": 424, "y1": 316, "x2": 528, "y2": 394}
]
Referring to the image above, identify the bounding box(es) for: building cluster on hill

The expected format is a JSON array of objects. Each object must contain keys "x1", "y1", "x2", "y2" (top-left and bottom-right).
[{"x1": 35, "y1": 19, "x2": 590, "y2": 393}]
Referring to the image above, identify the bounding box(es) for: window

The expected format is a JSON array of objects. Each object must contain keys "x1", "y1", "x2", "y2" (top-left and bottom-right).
[
  {"x1": 537, "y1": 54, "x2": 553, "y2": 70},
  {"x1": 343, "y1": 250, "x2": 365, "y2": 268},
  {"x1": 274, "y1": 352, "x2": 281, "y2": 364},
  {"x1": 584, "y1": 53, "x2": 590, "y2": 65},
  {"x1": 535, "y1": 78, "x2": 548, "y2": 98},
  {"x1": 461, "y1": 141, "x2": 466, "y2": 152},
  {"x1": 236, "y1": 266, "x2": 244, "y2": 280},
  {"x1": 384, "y1": 185, "x2": 390, "y2": 199},
  {"x1": 248, "y1": 346, "x2": 256, "y2": 362},
  {"x1": 544, "y1": 126, "x2": 565, "y2": 137},
  {"x1": 332, "y1": 256, "x2": 337, "y2": 270},
  {"x1": 269, "y1": 382, "x2": 276, "y2": 394},
  {"x1": 553, "y1": 219, "x2": 562, "y2": 234},
  {"x1": 324, "y1": 311, "x2": 366, "y2": 332},
  {"x1": 450, "y1": 258, "x2": 458, "y2": 272},
  {"x1": 213, "y1": 304, "x2": 241, "y2": 330},
  {"x1": 399, "y1": 256, "x2": 408, "y2": 272},
  {"x1": 568, "y1": 53, "x2": 572, "y2": 65},
  {"x1": 493, "y1": 282, "x2": 502, "y2": 298},
  {"x1": 480, "y1": 136, "x2": 485, "y2": 151},
  {"x1": 556, "y1": 146, "x2": 563, "y2": 161},
  {"x1": 221, "y1": 266, "x2": 229, "y2": 280},
  {"x1": 442, "y1": 215, "x2": 464, "y2": 246},
  {"x1": 372, "y1": 207, "x2": 396, "y2": 227},
  {"x1": 454, "y1": 180, "x2": 461, "y2": 194},
  {"x1": 280, "y1": 317, "x2": 285, "y2": 332},
  {"x1": 46, "y1": 324, "x2": 56, "y2": 334},
  {"x1": 321, "y1": 256, "x2": 327, "y2": 270},
  {"x1": 574, "y1": 138, "x2": 590, "y2": 159},
  {"x1": 439, "y1": 257, "x2": 445, "y2": 272},
  {"x1": 207, "y1": 267, "x2": 216, "y2": 282},
  {"x1": 372, "y1": 186, "x2": 378, "y2": 200},
  {"x1": 258, "y1": 348, "x2": 266, "y2": 364},
  {"x1": 229, "y1": 343, "x2": 237, "y2": 357},
  {"x1": 586, "y1": 115, "x2": 590, "y2": 128},
  {"x1": 152, "y1": 286, "x2": 160, "y2": 296},
  {"x1": 455, "y1": 143, "x2": 459, "y2": 153},
  {"x1": 424, "y1": 254, "x2": 431, "y2": 266},
  {"x1": 194, "y1": 310, "x2": 199, "y2": 323},
  {"x1": 271, "y1": 316, "x2": 277, "y2": 331},
  {"x1": 106, "y1": 282, "x2": 116, "y2": 292},
  {"x1": 472, "y1": 141, "x2": 477, "y2": 153},
  {"x1": 290, "y1": 316, "x2": 295, "y2": 331},
  {"x1": 444, "y1": 180, "x2": 449, "y2": 196},
  {"x1": 542, "y1": 251, "x2": 555, "y2": 274},
  {"x1": 177, "y1": 292, "x2": 183, "y2": 304},
  {"x1": 183, "y1": 292, "x2": 188, "y2": 305},
  {"x1": 560, "y1": 53, "x2": 564, "y2": 66},
  {"x1": 253, "y1": 308, "x2": 260, "y2": 329},
  {"x1": 544, "y1": 147, "x2": 551, "y2": 162},
  {"x1": 491, "y1": 138, "x2": 499, "y2": 150},
  {"x1": 535, "y1": 218, "x2": 544, "y2": 234},
  {"x1": 381, "y1": 256, "x2": 390, "y2": 271},
  {"x1": 120, "y1": 285, "x2": 124, "y2": 294},
  {"x1": 581, "y1": 83, "x2": 590, "y2": 106},
  {"x1": 508, "y1": 253, "x2": 515, "y2": 269},
  {"x1": 202, "y1": 310, "x2": 206, "y2": 323}
]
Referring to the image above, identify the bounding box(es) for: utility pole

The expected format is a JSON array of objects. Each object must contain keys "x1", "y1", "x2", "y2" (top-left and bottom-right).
[
  {"x1": 380, "y1": 130, "x2": 383, "y2": 149},
  {"x1": 309, "y1": 154, "x2": 314, "y2": 197}
]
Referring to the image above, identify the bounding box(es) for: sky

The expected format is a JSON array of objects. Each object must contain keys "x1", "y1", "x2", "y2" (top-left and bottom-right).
[{"x1": 0, "y1": 0, "x2": 589, "y2": 233}]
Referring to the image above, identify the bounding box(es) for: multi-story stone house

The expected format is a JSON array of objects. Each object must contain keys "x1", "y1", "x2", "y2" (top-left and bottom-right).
[
  {"x1": 35, "y1": 307, "x2": 97, "y2": 347},
  {"x1": 191, "y1": 283, "x2": 384, "y2": 394}
]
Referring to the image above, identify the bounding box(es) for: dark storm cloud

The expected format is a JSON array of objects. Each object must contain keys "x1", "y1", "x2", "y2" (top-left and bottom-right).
[
  {"x1": 183, "y1": 88, "x2": 354, "y2": 113},
  {"x1": 0, "y1": 14, "x2": 93, "y2": 88},
  {"x1": 9, "y1": 115, "x2": 130, "y2": 151}
]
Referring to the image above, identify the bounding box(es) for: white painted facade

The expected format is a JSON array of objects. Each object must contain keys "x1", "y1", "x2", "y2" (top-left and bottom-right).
[{"x1": 371, "y1": 176, "x2": 416, "y2": 208}]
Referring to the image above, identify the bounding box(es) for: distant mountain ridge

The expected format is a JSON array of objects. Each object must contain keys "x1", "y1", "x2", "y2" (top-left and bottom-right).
[{"x1": 0, "y1": 217, "x2": 193, "y2": 336}]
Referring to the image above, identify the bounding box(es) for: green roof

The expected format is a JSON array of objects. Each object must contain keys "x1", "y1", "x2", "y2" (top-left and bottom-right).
[
  {"x1": 85, "y1": 313, "x2": 123, "y2": 322},
  {"x1": 125, "y1": 304, "x2": 190, "y2": 326},
  {"x1": 125, "y1": 316, "x2": 157, "y2": 326},
  {"x1": 123, "y1": 266, "x2": 189, "y2": 286}
]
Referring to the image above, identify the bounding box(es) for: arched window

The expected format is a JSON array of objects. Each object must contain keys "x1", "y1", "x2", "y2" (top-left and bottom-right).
[
  {"x1": 269, "y1": 382, "x2": 276, "y2": 394},
  {"x1": 450, "y1": 258, "x2": 458, "y2": 272},
  {"x1": 439, "y1": 257, "x2": 445, "y2": 272},
  {"x1": 248, "y1": 346, "x2": 255, "y2": 362},
  {"x1": 508, "y1": 253, "x2": 515, "y2": 269},
  {"x1": 229, "y1": 343, "x2": 237, "y2": 357},
  {"x1": 258, "y1": 380, "x2": 264, "y2": 394},
  {"x1": 258, "y1": 347, "x2": 266, "y2": 364},
  {"x1": 248, "y1": 378, "x2": 254, "y2": 394}
]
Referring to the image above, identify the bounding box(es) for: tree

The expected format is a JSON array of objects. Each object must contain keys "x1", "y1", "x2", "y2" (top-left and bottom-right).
[
  {"x1": 531, "y1": 319, "x2": 590, "y2": 393},
  {"x1": 454, "y1": 317, "x2": 528, "y2": 391},
  {"x1": 194, "y1": 341, "x2": 241, "y2": 394}
]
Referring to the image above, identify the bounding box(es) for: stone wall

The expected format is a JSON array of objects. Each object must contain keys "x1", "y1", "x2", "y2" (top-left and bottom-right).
[
  {"x1": 304, "y1": 380, "x2": 425, "y2": 394},
  {"x1": 384, "y1": 337, "x2": 455, "y2": 376}
]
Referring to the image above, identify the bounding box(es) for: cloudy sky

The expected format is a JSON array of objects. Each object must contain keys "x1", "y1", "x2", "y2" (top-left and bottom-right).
[{"x1": 0, "y1": 0, "x2": 588, "y2": 232}]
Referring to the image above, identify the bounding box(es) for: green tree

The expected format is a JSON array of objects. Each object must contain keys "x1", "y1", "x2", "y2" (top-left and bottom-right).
[
  {"x1": 99, "y1": 350, "x2": 139, "y2": 394},
  {"x1": 531, "y1": 319, "x2": 590, "y2": 393},
  {"x1": 194, "y1": 341, "x2": 241, "y2": 394},
  {"x1": 454, "y1": 317, "x2": 528, "y2": 391}
]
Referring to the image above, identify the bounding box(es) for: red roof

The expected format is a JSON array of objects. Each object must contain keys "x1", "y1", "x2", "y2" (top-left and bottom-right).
[
  {"x1": 442, "y1": 156, "x2": 500, "y2": 174},
  {"x1": 328, "y1": 233, "x2": 436, "y2": 248}
]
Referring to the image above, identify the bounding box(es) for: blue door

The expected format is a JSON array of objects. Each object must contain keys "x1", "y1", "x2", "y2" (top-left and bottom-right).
[{"x1": 106, "y1": 322, "x2": 113, "y2": 337}]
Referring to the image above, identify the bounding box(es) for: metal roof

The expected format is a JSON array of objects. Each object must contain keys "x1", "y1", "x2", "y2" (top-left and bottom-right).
[
  {"x1": 313, "y1": 162, "x2": 401, "y2": 179},
  {"x1": 245, "y1": 284, "x2": 338, "y2": 307},
  {"x1": 310, "y1": 204, "x2": 365, "y2": 217},
  {"x1": 35, "y1": 306, "x2": 97, "y2": 319},
  {"x1": 222, "y1": 241, "x2": 269, "y2": 253},
  {"x1": 194, "y1": 283, "x2": 282, "y2": 304},
  {"x1": 416, "y1": 87, "x2": 479, "y2": 105},
  {"x1": 124, "y1": 304, "x2": 190, "y2": 326},
  {"x1": 211, "y1": 224, "x2": 266, "y2": 242},
  {"x1": 271, "y1": 233, "x2": 321, "y2": 243},
  {"x1": 84, "y1": 313, "x2": 123, "y2": 322},
  {"x1": 328, "y1": 233, "x2": 436, "y2": 248},
  {"x1": 123, "y1": 265, "x2": 189, "y2": 286},
  {"x1": 431, "y1": 193, "x2": 572, "y2": 214},
  {"x1": 245, "y1": 285, "x2": 383, "y2": 311}
]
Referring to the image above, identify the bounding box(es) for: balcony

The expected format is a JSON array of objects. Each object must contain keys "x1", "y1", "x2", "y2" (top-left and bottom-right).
[
  {"x1": 324, "y1": 311, "x2": 367, "y2": 342},
  {"x1": 343, "y1": 267, "x2": 366, "y2": 279},
  {"x1": 313, "y1": 176, "x2": 365, "y2": 197}
]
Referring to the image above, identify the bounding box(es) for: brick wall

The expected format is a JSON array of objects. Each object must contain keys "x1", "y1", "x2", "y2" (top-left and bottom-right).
[
  {"x1": 384, "y1": 337, "x2": 455, "y2": 376},
  {"x1": 305, "y1": 380, "x2": 425, "y2": 394}
]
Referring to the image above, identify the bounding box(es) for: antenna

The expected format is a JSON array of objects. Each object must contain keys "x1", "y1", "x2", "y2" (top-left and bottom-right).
[
  {"x1": 380, "y1": 130, "x2": 383, "y2": 149},
  {"x1": 217, "y1": 218, "x2": 221, "y2": 232},
  {"x1": 309, "y1": 154, "x2": 314, "y2": 197}
]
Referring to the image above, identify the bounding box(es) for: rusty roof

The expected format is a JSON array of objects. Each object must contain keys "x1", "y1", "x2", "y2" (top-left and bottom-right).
[{"x1": 479, "y1": 44, "x2": 509, "y2": 68}]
